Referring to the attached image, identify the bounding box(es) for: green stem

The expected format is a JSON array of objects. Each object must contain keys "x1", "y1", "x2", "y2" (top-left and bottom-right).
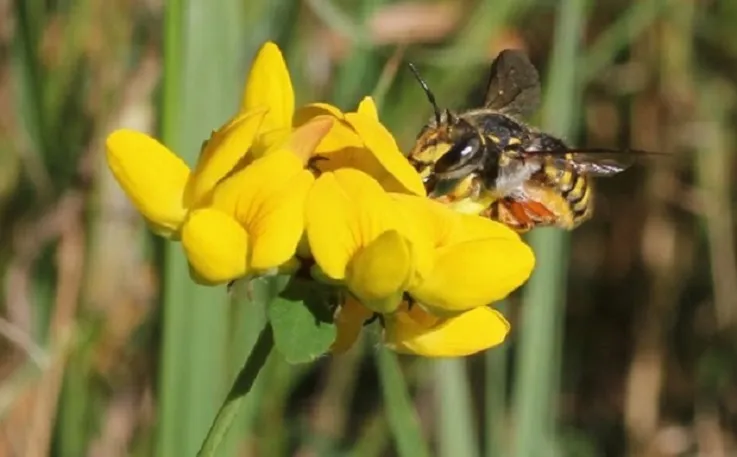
[{"x1": 196, "y1": 324, "x2": 274, "y2": 457}]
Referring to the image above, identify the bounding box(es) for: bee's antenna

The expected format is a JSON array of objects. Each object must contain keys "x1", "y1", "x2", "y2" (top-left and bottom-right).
[
  {"x1": 445, "y1": 109, "x2": 455, "y2": 123},
  {"x1": 408, "y1": 62, "x2": 442, "y2": 125}
]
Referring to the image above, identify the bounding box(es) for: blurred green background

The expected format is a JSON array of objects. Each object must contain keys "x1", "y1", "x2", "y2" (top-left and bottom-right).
[{"x1": 1, "y1": 0, "x2": 736, "y2": 456}]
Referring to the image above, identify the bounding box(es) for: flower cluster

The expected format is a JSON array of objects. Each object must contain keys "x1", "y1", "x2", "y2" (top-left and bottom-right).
[{"x1": 106, "y1": 42, "x2": 535, "y2": 357}]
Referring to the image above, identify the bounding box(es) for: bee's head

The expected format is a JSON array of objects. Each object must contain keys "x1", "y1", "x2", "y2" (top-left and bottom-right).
[
  {"x1": 408, "y1": 116, "x2": 490, "y2": 196},
  {"x1": 406, "y1": 62, "x2": 491, "y2": 196}
]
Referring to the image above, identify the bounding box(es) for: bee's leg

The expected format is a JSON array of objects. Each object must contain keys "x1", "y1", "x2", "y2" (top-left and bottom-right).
[
  {"x1": 468, "y1": 175, "x2": 484, "y2": 200},
  {"x1": 483, "y1": 201, "x2": 499, "y2": 220},
  {"x1": 523, "y1": 200, "x2": 557, "y2": 226},
  {"x1": 514, "y1": 221, "x2": 534, "y2": 233},
  {"x1": 493, "y1": 199, "x2": 535, "y2": 232}
]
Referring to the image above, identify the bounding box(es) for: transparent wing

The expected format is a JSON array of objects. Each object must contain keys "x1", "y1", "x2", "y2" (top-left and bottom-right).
[
  {"x1": 484, "y1": 49, "x2": 542, "y2": 119},
  {"x1": 545, "y1": 151, "x2": 637, "y2": 177}
]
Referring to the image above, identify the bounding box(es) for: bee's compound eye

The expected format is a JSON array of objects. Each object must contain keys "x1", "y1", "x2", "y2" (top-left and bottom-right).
[{"x1": 434, "y1": 136, "x2": 482, "y2": 174}]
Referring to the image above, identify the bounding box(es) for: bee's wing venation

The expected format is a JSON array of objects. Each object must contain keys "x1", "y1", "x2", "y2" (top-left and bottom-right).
[
  {"x1": 484, "y1": 49, "x2": 542, "y2": 119},
  {"x1": 548, "y1": 153, "x2": 635, "y2": 177}
]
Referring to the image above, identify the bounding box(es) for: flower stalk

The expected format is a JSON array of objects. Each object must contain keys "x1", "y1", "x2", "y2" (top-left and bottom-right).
[{"x1": 196, "y1": 324, "x2": 274, "y2": 457}]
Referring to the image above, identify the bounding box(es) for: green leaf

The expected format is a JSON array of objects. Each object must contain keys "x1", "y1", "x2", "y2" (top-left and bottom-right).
[{"x1": 267, "y1": 279, "x2": 337, "y2": 364}]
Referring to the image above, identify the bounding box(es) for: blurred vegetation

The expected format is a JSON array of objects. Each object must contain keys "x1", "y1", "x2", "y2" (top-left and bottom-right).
[{"x1": 1, "y1": 0, "x2": 736, "y2": 456}]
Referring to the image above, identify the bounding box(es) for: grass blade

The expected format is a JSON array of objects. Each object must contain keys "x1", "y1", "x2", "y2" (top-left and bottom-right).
[
  {"x1": 157, "y1": 0, "x2": 247, "y2": 455},
  {"x1": 512, "y1": 0, "x2": 587, "y2": 455},
  {"x1": 376, "y1": 349, "x2": 431, "y2": 457},
  {"x1": 485, "y1": 301, "x2": 510, "y2": 457},
  {"x1": 580, "y1": 0, "x2": 672, "y2": 84},
  {"x1": 434, "y1": 358, "x2": 479, "y2": 457}
]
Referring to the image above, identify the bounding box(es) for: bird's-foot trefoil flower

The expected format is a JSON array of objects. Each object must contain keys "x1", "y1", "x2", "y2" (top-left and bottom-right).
[
  {"x1": 305, "y1": 168, "x2": 434, "y2": 314},
  {"x1": 105, "y1": 108, "x2": 268, "y2": 239}
]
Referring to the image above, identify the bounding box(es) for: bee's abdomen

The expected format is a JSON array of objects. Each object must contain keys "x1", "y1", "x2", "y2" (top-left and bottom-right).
[
  {"x1": 559, "y1": 167, "x2": 593, "y2": 223},
  {"x1": 543, "y1": 161, "x2": 593, "y2": 225}
]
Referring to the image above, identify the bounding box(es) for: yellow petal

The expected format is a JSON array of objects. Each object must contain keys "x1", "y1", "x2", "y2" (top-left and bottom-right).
[
  {"x1": 357, "y1": 96, "x2": 379, "y2": 120},
  {"x1": 344, "y1": 112, "x2": 426, "y2": 196},
  {"x1": 331, "y1": 296, "x2": 373, "y2": 354},
  {"x1": 106, "y1": 129, "x2": 190, "y2": 237},
  {"x1": 248, "y1": 170, "x2": 314, "y2": 270},
  {"x1": 391, "y1": 193, "x2": 460, "y2": 248},
  {"x1": 410, "y1": 238, "x2": 535, "y2": 313},
  {"x1": 211, "y1": 149, "x2": 304, "y2": 216},
  {"x1": 185, "y1": 109, "x2": 268, "y2": 206},
  {"x1": 346, "y1": 230, "x2": 413, "y2": 314},
  {"x1": 305, "y1": 169, "x2": 401, "y2": 281},
  {"x1": 384, "y1": 306, "x2": 510, "y2": 357},
  {"x1": 381, "y1": 195, "x2": 444, "y2": 287},
  {"x1": 240, "y1": 41, "x2": 295, "y2": 149},
  {"x1": 317, "y1": 122, "x2": 367, "y2": 155},
  {"x1": 181, "y1": 208, "x2": 249, "y2": 284},
  {"x1": 294, "y1": 104, "x2": 364, "y2": 154},
  {"x1": 450, "y1": 213, "x2": 523, "y2": 245},
  {"x1": 271, "y1": 116, "x2": 335, "y2": 164},
  {"x1": 293, "y1": 102, "x2": 346, "y2": 126},
  {"x1": 253, "y1": 128, "x2": 292, "y2": 157},
  {"x1": 210, "y1": 150, "x2": 313, "y2": 271}
]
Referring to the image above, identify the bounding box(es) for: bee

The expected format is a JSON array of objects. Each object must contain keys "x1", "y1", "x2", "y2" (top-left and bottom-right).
[{"x1": 407, "y1": 49, "x2": 646, "y2": 232}]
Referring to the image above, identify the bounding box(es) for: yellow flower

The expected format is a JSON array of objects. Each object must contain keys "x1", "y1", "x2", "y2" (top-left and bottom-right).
[
  {"x1": 105, "y1": 40, "x2": 336, "y2": 283},
  {"x1": 330, "y1": 297, "x2": 513, "y2": 358},
  {"x1": 305, "y1": 168, "x2": 433, "y2": 314},
  {"x1": 383, "y1": 302, "x2": 511, "y2": 357},
  {"x1": 306, "y1": 162, "x2": 533, "y2": 308},
  {"x1": 309, "y1": 178, "x2": 534, "y2": 356},
  {"x1": 106, "y1": 112, "x2": 332, "y2": 285},
  {"x1": 180, "y1": 151, "x2": 309, "y2": 284},
  {"x1": 105, "y1": 41, "x2": 300, "y2": 239},
  {"x1": 105, "y1": 109, "x2": 267, "y2": 238},
  {"x1": 181, "y1": 119, "x2": 333, "y2": 284},
  {"x1": 391, "y1": 194, "x2": 535, "y2": 314},
  {"x1": 294, "y1": 97, "x2": 426, "y2": 197},
  {"x1": 240, "y1": 41, "x2": 423, "y2": 198}
]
